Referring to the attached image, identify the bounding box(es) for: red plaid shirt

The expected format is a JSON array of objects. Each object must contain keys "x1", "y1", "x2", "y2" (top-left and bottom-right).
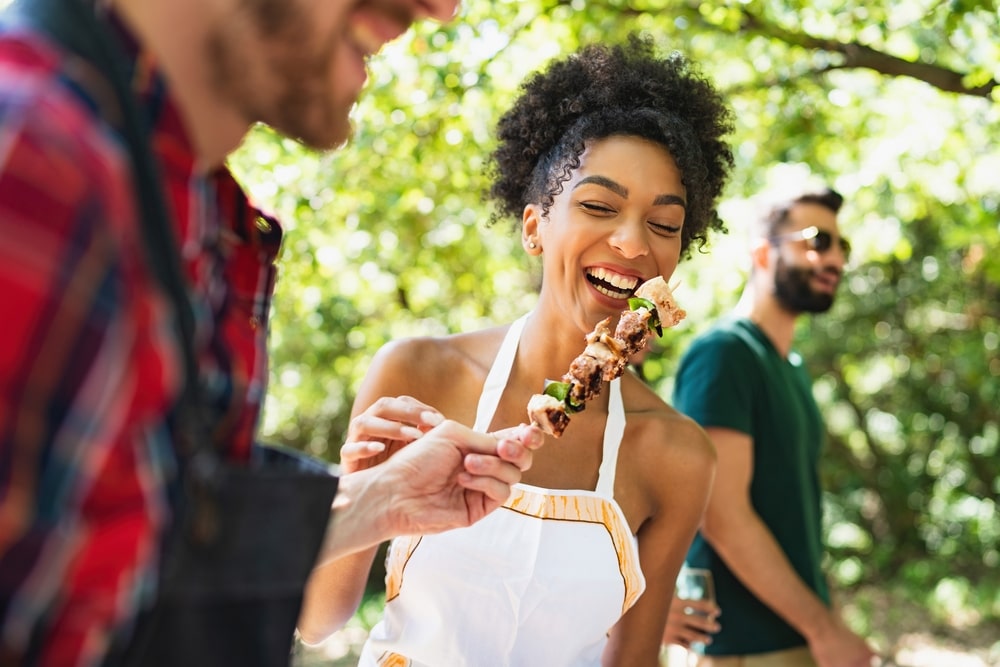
[{"x1": 0, "y1": 22, "x2": 281, "y2": 666}]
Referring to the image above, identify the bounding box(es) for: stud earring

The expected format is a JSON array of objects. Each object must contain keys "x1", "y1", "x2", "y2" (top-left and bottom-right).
[{"x1": 528, "y1": 241, "x2": 537, "y2": 249}]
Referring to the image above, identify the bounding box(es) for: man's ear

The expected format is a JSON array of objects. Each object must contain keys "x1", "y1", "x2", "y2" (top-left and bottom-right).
[
  {"x1": 522, "y1": 204, "x2": 542, "y2": 254},
  {"x1": 750, "y1": 238, "x2": 771, "y2": 271}
]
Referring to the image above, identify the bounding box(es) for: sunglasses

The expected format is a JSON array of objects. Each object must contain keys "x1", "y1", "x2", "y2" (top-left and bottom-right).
[{"x1": 770, "y1": 226, "x2": 851, "y2": 260}]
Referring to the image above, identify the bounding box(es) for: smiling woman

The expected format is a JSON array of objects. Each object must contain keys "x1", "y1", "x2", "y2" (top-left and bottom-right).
[{"x1": 298, "y1": 34, "x2": 734, "y2": 666}]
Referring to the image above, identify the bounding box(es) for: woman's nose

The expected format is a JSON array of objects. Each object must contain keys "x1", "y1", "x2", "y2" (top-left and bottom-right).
[{"x1": 609, "y1": 223, "x2": 650, "y2": 259}]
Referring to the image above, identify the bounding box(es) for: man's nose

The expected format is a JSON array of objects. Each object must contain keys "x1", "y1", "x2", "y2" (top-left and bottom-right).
[{"x1": 824, "y1": 242, "x2": 848, "y2": 269}]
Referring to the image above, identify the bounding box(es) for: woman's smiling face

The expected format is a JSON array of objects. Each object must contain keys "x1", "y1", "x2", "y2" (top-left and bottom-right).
[{"x1": 525, "y1": 135, "x2": 687, "y2": 330}]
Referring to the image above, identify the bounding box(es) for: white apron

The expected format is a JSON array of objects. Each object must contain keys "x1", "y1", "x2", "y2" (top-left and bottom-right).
[{"x1": 359, "y1": 314, "x2": 645, "y2": 667}]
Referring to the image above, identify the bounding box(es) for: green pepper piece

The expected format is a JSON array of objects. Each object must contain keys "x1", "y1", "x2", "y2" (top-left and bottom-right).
[
  {"x1": 542, "y1": 379, "x2": 585, "y2": 414},
  {"x1": 627, "y1": 297, "x2": 663, "y2": 337},
  {"x1": 543, "y1": 379, "x2": 570, "y2": 402},
  {"x1": 628, "y1": 297, "x2": 655, "y2": 312}
]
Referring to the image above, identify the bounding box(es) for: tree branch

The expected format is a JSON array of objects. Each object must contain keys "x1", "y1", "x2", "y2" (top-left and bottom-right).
[{"x1": 738, "y1": 8, "x2": 997, "y2": 99}]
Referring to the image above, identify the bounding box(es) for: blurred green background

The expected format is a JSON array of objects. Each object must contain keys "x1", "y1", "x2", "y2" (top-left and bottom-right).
[{"x1": 225, "y1": 0, "x2": 1000, "y2": 661}]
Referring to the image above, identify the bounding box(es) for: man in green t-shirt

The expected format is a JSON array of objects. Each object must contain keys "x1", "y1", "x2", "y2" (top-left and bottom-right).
[{"x1": 666, "y1": 189, "x2": 876, "y2": 667}]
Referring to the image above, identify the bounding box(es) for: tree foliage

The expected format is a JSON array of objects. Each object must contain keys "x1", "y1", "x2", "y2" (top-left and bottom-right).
[{"x1": 228, "y1": 0, "x2": 1000, "y2": 641}]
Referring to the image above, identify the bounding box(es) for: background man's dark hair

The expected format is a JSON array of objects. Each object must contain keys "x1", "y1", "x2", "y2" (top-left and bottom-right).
[{"x1": 761, "y1": 188, "x2": 843, "y2": 238}]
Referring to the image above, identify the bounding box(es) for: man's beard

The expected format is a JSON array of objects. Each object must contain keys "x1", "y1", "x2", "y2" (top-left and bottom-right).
[
  {"x1": 208, "y1": 0, "x2": 351, "y2": 151},
  {"x1": 773, "y1": 257, "x2": 836, "y2": 314}
]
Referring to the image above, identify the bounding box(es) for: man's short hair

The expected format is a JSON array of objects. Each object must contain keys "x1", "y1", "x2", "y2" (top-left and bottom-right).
[{"x1": 757, "y1": 188, "x2": 844, "y2": 238}]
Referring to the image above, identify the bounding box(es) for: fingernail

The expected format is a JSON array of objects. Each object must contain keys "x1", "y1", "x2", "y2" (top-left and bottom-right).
[
  {"x1": 402, "y1": 426, "x2": 424, "y2": 440},
  {"x1": 498, "y1": 439, "x2": 524, "y2": 461},
  {"x1": 421, "y1": 410, "x2": 444, "y2": 426}
]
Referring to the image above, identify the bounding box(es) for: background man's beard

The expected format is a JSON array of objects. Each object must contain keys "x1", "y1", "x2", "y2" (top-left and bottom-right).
[{"x1": 773, "y1": 259, "x2": 835, "y2": 314}]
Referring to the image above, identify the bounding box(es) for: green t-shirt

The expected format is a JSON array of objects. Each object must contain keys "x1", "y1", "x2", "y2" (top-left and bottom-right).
[{"x1": 673, "y1": 317, "x2": 829, "y2": 655}]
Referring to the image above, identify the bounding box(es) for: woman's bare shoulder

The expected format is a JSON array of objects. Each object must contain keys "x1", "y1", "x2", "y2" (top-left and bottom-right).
[
  {"x1": 364, "y1": 325, "x2": 508, "y2": 400},
  {"x1": 620, "y1": 372, "x2": 715, "y2": 464},
  {"x1": 375, "y1": 323, "x2": 504, "y2": 361}
]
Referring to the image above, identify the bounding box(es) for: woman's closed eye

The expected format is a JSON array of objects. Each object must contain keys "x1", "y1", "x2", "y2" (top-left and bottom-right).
[
  {"x1": 577, "y1": 199, "x2": 682, "y2": 236},
  {"x1": 579, "y1": 201, "x2": 617, "y2": 216},
  {"x1": 648, "y1": 220, "x2": 682, "y2": 236}
]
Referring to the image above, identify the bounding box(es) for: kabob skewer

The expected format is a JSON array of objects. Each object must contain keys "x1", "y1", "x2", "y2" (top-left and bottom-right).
[{"x1": 526, "y1": 276, "x2": 686, "y2": 437}]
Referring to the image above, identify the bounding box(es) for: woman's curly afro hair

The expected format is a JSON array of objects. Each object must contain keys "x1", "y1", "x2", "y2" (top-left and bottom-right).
[{"x1": 486, "y1": 34, "x2": 734, "y2": 257}]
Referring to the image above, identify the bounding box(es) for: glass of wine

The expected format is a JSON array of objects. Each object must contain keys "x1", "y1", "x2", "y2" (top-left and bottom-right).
[{"x1": 675, "y1": 567, "x2": 715, "y2": 665}]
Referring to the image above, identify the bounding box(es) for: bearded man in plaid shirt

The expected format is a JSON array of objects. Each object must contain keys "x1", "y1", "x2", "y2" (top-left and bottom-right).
[{"x1": 0, "y1": 0, "x2": 543, "y2": 664}]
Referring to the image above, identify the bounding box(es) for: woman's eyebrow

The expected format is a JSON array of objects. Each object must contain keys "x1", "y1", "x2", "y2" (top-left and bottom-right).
[
  {"x1": 574, "y1": 175, "x2": 686, "y2": 208},
  {"x1": 653, "y1": 193, "x2": 686, "y2": 208},
  {"x1": 574, "y1": 175, "x2": 628, "y2": 198}
]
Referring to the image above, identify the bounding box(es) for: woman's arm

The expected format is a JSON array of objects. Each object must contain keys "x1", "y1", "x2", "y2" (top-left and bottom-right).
[
  {"x1": 297, "y1": 340, "x2": 444, "y2": 643},
  {"x1": 603, "y1": 414, "x2": 716, "y2": 667}
]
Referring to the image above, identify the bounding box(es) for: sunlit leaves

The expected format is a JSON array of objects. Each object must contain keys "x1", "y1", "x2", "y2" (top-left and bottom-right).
[{"x1": 227, "y1": 0, "x2": 998, "y2": 618}]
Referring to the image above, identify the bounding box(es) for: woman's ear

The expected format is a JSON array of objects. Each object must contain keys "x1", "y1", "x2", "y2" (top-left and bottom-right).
[{"x1": 522, "y1": 204, "x2": 542, "y2": 254}]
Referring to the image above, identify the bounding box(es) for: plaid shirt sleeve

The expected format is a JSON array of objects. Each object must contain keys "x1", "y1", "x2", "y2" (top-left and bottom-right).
[{"x1": 0, "y1": 34, "x2": 179, "y2": 665}]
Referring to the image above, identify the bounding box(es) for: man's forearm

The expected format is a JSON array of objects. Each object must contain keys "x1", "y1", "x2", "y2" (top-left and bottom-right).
[
  {"x1": 315, "y1": 469, "x2": 392, "y2": 566},
  {"x1": 705, "y1": 510, "x2": 834, "y2": 641}
]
